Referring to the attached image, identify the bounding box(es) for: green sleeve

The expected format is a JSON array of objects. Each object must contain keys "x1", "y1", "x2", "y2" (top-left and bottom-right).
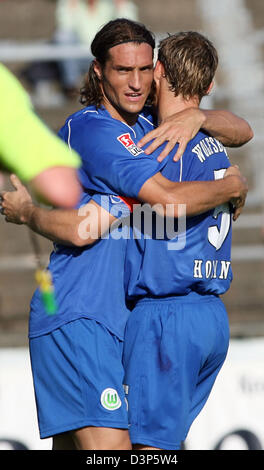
[{"x1": 0, "y1": 63, "x2": 81, "y2": 182}]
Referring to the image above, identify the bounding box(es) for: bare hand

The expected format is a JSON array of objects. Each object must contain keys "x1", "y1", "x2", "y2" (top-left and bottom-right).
[
  {"x1": 137, "y1": 108, "x2": 206, "y2": 162},
  {"x1": 224, "y1": 166, "x2": 248, "y2": 221},
  {"x1": 0, "y1": 174, "x2": 33, "y2": 224},
  {"x1": 224, "y1": 165, "x2": 242, "y2": 179}
]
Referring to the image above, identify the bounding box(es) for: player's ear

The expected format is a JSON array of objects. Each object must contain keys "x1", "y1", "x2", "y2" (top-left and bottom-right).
[
  {"x1": 206, "y1": 81, "x2": 214, "y2": 95},
  {"x1": 154, "y1": 60, "x2": 165, "y2": 81},
  {"x1": 93, "y1": 60, "x2": 102, "y2": 81}
]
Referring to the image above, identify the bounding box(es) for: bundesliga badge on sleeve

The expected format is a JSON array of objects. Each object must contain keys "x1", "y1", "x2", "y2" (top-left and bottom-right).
[{"x1": 117, "y1": 133, "x2": 144, "y2": 157}]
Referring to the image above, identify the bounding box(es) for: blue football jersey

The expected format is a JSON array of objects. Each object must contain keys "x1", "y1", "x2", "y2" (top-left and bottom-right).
[
  {"x1": 29, "y1": 105, "x2": 164, "y2": 340},
  {"x1": 125, "y1": 130, "x2": 233, "y2": 298},
  {"x1": 58, "y1": 105, "x2": 162, "y2": 199},
  {"x1": 29, "y1": 190, "x2": 132, "y2": 339}
]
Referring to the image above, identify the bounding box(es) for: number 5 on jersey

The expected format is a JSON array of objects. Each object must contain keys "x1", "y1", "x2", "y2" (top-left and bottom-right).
[{"x1": 208, "y1": 169, "x2": 232, "y2": 251}]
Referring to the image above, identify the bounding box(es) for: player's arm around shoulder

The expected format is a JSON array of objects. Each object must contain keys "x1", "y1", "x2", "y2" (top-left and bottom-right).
[
  {"x1": 137, "y1": 107, "x2": 254, "y2": 164},
  {"x1": 201, "y1": 109, "x2": 254, "y2": 147},
  {"x1": 138, "y1": 165, "x2": 248, "y2": 219}
]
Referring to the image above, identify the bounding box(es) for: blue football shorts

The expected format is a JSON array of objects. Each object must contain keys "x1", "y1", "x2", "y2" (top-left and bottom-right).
[
  {"x1": 29, "y1": 318, "x2": 129, "y2": 439},
  {"x1": 122, "y1": 292, "x2": 230, "y2": 450}
]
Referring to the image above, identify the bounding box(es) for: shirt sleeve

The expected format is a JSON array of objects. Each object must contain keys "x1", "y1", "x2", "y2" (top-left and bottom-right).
[
  {"x1": 77, "y1": 189, "x2": 133, "y2": 219},
  {"x1": 91, "y1": 193, "x2": 132, "y2": 219},
  {"x1": 66, "y1": 117, "x2": 163, "y2": 199},
  {"x1": 0, "y1": 64, "x2": 81, "y2": 182}
]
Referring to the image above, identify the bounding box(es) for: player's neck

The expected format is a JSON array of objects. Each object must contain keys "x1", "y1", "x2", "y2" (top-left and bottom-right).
[
  {"x1": 101, "y1": 97, "x2": 139, "y2": 126},
  {"x1": 157, "y1": 93, "x2": 199, "y2": 124},
  {"x1": 106, "y1": 104, "x2": 138, "y2": 126}
]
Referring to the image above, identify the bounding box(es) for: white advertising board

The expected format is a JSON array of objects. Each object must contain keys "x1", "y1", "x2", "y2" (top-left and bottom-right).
[{"x1": 186, "y1": 338, "x2": 264, "y2": 450}]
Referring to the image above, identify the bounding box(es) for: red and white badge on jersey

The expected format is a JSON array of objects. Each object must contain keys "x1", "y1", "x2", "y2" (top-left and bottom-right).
[{"x1": 117, "y1": 133, "x2": 144, "y2": 157}]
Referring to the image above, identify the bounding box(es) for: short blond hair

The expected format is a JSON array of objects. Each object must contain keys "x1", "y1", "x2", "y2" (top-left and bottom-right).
[{"x1": 158, "y1": 31, "x2": 218, "y2": 101}]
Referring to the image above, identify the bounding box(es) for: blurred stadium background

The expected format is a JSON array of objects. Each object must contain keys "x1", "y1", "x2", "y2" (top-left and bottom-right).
[{"x1": 0, "y1": 0, "x2": 263, "y2": 451}]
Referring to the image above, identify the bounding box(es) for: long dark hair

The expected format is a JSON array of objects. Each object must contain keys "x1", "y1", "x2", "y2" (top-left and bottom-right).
[{"x1": 80, "y1": 18, "x2": 155, "y2": 108}]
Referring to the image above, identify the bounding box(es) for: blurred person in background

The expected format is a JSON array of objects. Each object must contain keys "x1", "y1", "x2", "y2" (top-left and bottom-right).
[
  {"x1": 0, "y1": 63, "x2": 81, "y2": 207},
  {"x1": 54, "y1": 0, "x2": 138, "y2": 97},
  {"x1": 24, "y1": 1, "x2": 138, "y2": 107}
]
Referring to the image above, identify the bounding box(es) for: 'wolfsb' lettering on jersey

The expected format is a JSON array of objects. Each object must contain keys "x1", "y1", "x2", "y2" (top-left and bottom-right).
[
  {"x1": 125, "y1": 130, "x2": 233, "y2": 299},
  {"x1": 117, "y1": 133, "x2": 144, "y2": 157},
  {"x1": 192, "y1": 136, "x2": 228, "y2": 163}
]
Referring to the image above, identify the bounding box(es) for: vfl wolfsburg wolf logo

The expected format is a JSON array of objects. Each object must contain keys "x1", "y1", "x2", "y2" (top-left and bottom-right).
[{"x1": 101, "y1": 388, "x2": 122, "y2": 411}]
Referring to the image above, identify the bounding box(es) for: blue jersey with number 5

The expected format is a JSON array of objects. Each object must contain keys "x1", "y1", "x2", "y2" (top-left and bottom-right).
[{"x1": 125, "y1": 131, "x2": 233, "y2": 299}]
